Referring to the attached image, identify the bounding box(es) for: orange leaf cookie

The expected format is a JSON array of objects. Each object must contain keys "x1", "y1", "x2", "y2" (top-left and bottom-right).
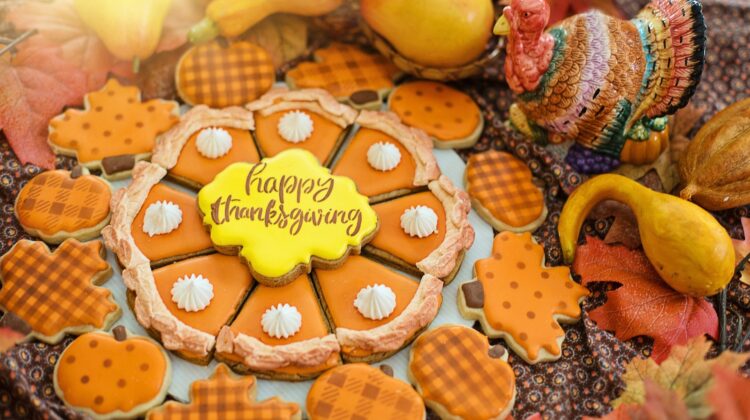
[
  {"x1": 147, "y1": 364, "x2": 300, "y2": 420},
  {"x1": 48, "y1": 79, "x2": 179, "y2": 179},
  {"x1": 14, "y1": 167, "x2": 111, "y2": 243},
  {"x1": 408, "y1": 325, "x2": 516, "y2": 420},
  {"x1": 465, "y1": 151, "x2": 547, "y2": 232},
  {"x1": 389, "y1": 80, "x2": 483, "y2": 149},
  {"x1": 176, "y1": 41, "x2": 275, "y2": 108},
  {"x1": 286, "y1": 43, "x2": 400, "y2": 109},
  {"x1": 458, "y1": 232, "x2": 589, "y2": 363},
  {"x1": 307, "y1": 363, "x2": 424, "y2": 419},
  {"x1": 0, "y1": 239, "x2": 119, "y2": 343},
  {"x1": 55, "y1": 327, "x2": 171, "y2": 419}
]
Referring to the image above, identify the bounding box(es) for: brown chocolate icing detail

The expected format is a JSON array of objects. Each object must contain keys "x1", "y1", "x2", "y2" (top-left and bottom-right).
[
  {"x1": 349, "y1": 90, "x2": 379, "y2": 105},
  {"x1": 70, "y1": 165, "x2": 84, "y2": 179},
  {"x1": 379, "y1": 364, "x2": 394, "y2": 377},
  {"x1": 101, "y1": 155, "x2": 136, "y2": 175},
  {"x1": 112, "y1": 325, "x2": 127, "y2": 341},
  {"x1": 461, "y1": 281, "x2": 485, "y2": 308},
  {"x1": 488, "y1": 344, "x2": 506, "y2": 359}
]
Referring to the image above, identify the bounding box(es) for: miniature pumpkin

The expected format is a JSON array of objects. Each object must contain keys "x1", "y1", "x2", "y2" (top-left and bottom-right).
[
  {"x1": 619, "y1": 125, "x2": 670, "y2": 165},
  {"x1": 679, "y1": 98, "x2": 750, "y2": 210}
]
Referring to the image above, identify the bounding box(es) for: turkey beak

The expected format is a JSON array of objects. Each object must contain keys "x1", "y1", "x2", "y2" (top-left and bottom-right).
[{"x1": 494, "y1": 15, "x2": 510, "y2": 36}]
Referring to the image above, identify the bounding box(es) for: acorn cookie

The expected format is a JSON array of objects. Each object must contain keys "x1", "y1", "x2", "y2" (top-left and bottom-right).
[
  {"x1": 459, "y1": 232, "x2": 590, "y2": 363},
  {"x1": 55, "y1": 326, "x2": 171, "y2": 419},
  {"x1": 48, "y1": 79, "x2": 179, "y2": 179},
  {"x1": 465, "y1": 151, "x2": 548, "y2": 232},
  {"x1": 409, "y1": 325, "x2": 516, "y2": 420},
  {"x1": 388, "y1": 80, "x2": 483, "y2": 149}
]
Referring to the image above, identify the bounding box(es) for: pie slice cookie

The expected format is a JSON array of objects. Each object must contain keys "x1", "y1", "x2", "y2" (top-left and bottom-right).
[
  {"x1": 332, "y1": 110, "x2": 440, "y2": 202},
  {"x1": 103, "y1": 162, "x2": 214, "y2": 268},
  {"x1": 409, "y1": 325, "x2": 516, "y2": 420},
  {"x1": 147, "y1": 364, "x2": 300, "y2": 420},
  {"x1": 247, "y1": 88, "x2": 358, "y2": 166},
  {"x1": 366, "y1": 176, "x2": 474, "y2": 283},
  {"x1": 313, "y1": 255, "x2": 442, "y2": 362},
  {"x1": 14, "y1": 167, "x2": 111, "y2": 243},
  {"x1": 286, "y1": 43, "x2": 400, "y2": 109},
  {"x1": 152, "y1": 105, "x2": 258, "y2": 189},
  {"x1": 388, "y1": 80, "x2": 483, "y2": 149},
  {"x1": 458, "y1": 232, "x2": 590, "y2": 363},
  {"x1": 48, "y1": 79, "x2": 179, "y2": 179},
  {"x1": 215, "y1": 274, "x2": 341, "y2": 380},
  {"x1": 465, "y1": 151, "x2": 547, "y2": 232},
  {"x1": 307, "y1": 363, "x2": 425, "y2": 420},
  {"x1": 0, "y1": 239, "x2": 119, "y2": 344}
]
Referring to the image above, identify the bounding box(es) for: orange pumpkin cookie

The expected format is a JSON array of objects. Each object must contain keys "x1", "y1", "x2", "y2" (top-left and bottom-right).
[
  {"x1": 307, "y1": 363, "x2": 424, "y2": 420},
  {"x1": 465, "y1": 151, "x2": 548, "y2": 233},
  {"x1": 176, "y1": 40, "x2": 275, "y2": 107},
  {"x1": 147, "y1": 364, "x2": 300, "y2": 420},
  {"x1": 314, "y1": 255, "x2": 442, "y2": 362},
  {"x1": 332, "y1": 110, "x2": 440, "y2": 202},
  {"x1": 389, "y1": 80, "x2": 483, "y2": 149},
  {"x1": 215, "y1": 274, "x2": 341, "y2": 380},
  {"x1": 0, "y1": 239, "x2": 119, "y2": 343},
  {"x1": 409, "y1": 325, "x2": 516, "y2": 420},
  {"x1": 14, "y1": 167, "x2": 111, "y2": 243},
  {"x1": 152, "y1": 105, "x2": 259, "y2": 189},
  {"x1": 48, "y1": 79, "x2": 179, "y2": 179},
  {"x1": 458, "y1": 232, "x2": 590, "y2": 364},
  {"x1": 366, "y1": 176, "x2": 474, "y2": 283},
  {"x1": 286, "y1": 43, "x2": 400, "y2": 109},
  {"x1": 55, "y1": 327, "x2": 171, "y2": 419},
  {"x1": 247, "y1": 88, "x2": 358, "y2": 166}
]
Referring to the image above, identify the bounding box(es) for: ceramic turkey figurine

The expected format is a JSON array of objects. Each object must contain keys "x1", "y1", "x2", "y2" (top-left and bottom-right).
[{"x1": 494, "y1": 0, "x2": 706, "y2": 173}]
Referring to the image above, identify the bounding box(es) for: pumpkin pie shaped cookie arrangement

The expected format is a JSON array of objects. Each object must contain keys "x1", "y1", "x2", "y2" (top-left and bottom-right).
[
  {"x1": 247, "y1": 88, "x2": 358, "y2": 166},
  {"x1": 332, "y1": 110, "x2": 440, "y2": 202},
  {"x1": 152, "y1": 105, "x2": 258, "y2": 189},
  {"x1": 48, "y1": 79, "x2": 179, "y2": 179}
]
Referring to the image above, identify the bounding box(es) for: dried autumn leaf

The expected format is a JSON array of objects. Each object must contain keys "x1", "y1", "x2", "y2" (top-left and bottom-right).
[
  {"x1": 242, "y1": 14, "x2": 308, "y2": 68},
  {"x1": 731, "y1": 217, "x2": 750, "y2": 286},
  {"x1": 613, "y1": 336, "x2": 750, "y2": 418},
  {"x1": 707, "y1": 365, "x2": 750, "y2": 420},
  {"x1": 573, "y1": 237, "x2": 718, "y2": 362},
  {"x1": 0, "y1": 327, "x2": 24, "y2": 353},
  {"x1": 0, "y1": 45, "x2": 88, "y2": 168},
  {"x1": 589, "y1": 380, "x2": 690, "y2": 420}
]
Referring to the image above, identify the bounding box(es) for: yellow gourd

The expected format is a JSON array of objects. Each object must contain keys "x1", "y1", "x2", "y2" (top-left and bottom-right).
[
  {"x1": 619, "y1": 126, "x2": 670, "y2": 165},
  {"x1": 558, "y1": 174, "x2": 735, "y2": 297},
  {"x1": 190, "y1": 0, "x2": 343, "y2": 42}
]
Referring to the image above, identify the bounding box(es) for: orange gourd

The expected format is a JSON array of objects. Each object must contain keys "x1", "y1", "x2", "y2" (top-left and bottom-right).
[{"x1": 619, "y1": 126, "x2": 670, "y2": 165}]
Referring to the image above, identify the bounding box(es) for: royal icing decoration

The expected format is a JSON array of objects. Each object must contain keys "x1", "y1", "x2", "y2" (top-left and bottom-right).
[
  {"x1": 196, "y1": 127, "x2": 233, "y2": 159},
  {"x1": 366, "y1": 142, "x2": 402, "y2": 172},
  {"x1": 354, "y1": 284, "x2": 396, "y2": 320},
  {"x1": 261, "y1": 303, "x2": 302, "y2": 339},
  {"x1": 143, "y1": 200, "x2": 183, "y2": 237},
  {"x1": 278, "y1": 110, "x2": 314, "y2": 143},
  {"x1": 400, "y1": 205, "x2": 438, "y2": 238},
  {"x1": 197, "y1": 149, "x2": 379, "y2": 282},
  {"x1": 171, "y1": 274, "x2": 214, "y2": 312}
]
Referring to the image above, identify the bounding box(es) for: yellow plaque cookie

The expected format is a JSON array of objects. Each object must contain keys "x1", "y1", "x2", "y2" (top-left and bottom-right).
[{"x1": 197, "y1": 149, "x2": 379, "y2": 286}]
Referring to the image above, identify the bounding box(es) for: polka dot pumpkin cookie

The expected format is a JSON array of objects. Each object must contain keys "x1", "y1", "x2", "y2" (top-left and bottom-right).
[{"x1": 54, "y1": 326, "x2": 171, "y2": 419}]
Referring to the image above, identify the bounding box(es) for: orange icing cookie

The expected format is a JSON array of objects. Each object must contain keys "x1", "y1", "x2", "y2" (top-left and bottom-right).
[
  {"x1": 459, "y1": 232, "x2": 590, "y2": 363},
  {"x1": 147, "y1": 364, "x2": 300, "y2": 420},
  {"x1": 152, "y1": 254, "x2": 254, "y2": 336},
  {"x1": 14, "y1": 168, "x2": 111, "y2": 243},
  {"x1": 55, "y1": 327, "x2": 170, "y2": 418},
  {"x1": 131, "y1": 183, "x2": 213, "y2": 265},
  {"x1": 465, "y1": 151, "x2": 547, "y2": 232},
  {"x1": 307, "y1": 363, "x2": 424, "y2": 419},
  {"x1": 0, "y1": 239, "x2": 119, "y2": 343},
  {"x1": 48, "y1": 79, "x2": 179, "y2": 178},
  {"x1": 176, "y1": 41, "x2": 275, "y2": 107},
  {"x1": 254, "y1": 108, "x2": 345, "y2": 164},
  {"x1": 409, "y1": 325, "x2": 516, "y2": 420},
  {"x1": 389, "y1": 81, "x2": 483, "y2": 148}
]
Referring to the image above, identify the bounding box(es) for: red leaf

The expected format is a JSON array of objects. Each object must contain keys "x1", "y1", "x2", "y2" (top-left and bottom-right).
[
  {"x1": 589, "y1": 380, "x2": 690, "y2": 420},
  {"x1": 0, "y1": 46, "x2": 89, "y2": 168},
  {"x1": 707, "y1": 366, "x2": 750, "y2": 420},
  {"x1": 0, "y1": 327, "x2": 24, "y2": 353},
  {"x1": 572, "y1": 237, "x2": 718, "y2": 362}
]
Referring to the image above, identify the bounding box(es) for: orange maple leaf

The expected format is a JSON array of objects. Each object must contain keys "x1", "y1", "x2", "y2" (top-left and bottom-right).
[{"x1": 708, "y1": 366, "x2": 750, "y2": 420}]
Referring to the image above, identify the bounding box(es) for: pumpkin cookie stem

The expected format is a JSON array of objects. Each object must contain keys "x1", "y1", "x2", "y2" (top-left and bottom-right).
[{"x1": 0, "y1": 29, "x2": 37, "y2": 57}]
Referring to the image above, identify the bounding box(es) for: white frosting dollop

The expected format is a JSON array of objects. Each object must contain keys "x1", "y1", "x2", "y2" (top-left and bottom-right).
[
  {"x1": 354, "y1": 284, "x2": 396, "y2": 320},
  {"x1": 261, "y1": 304, "x2": 302, "y2": 339},
  {"x1": 400, "y1": 205, "x2": 438, "y2": 238},
  {"x1": 196, "y1": 127, "x2": 233, "y2": 159},
  {"x1": 278, "y1": 110, "x2": 314, "y2": 143},
  {"x1": 367, "y1": 142, "x2": 401, "y2": 172},
  {"x1": 143, "y1": 200, "x2": 183, "y2": 237},
  {"x1": 171, "y1": 274, "x2": 214, "y2": 312}
]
